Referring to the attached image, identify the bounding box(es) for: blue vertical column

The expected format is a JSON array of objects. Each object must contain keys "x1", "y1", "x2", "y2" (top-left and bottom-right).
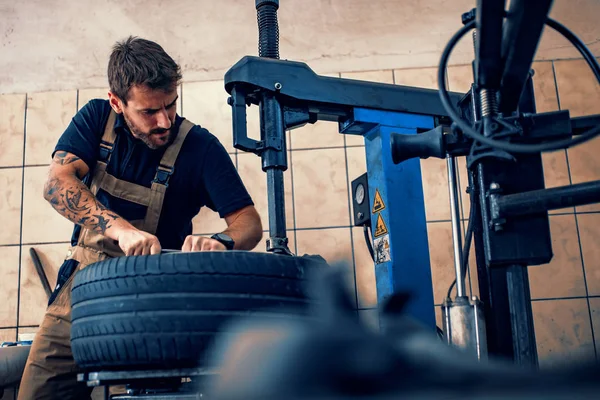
[{"x1": 353, "y1": 109, "x2": 436, "y2": 329}]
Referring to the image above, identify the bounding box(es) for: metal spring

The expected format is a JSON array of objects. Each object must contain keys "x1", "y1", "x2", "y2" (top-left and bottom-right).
[
  {"x1": 472, "y1": 29, "x2": 478, "y2": 57},
  {"x1": 257, "y1": 3, "x2": 280, "y2": 59},
  {"x1": 480, "y1": 88, "x2": 498, "y2": 117}
]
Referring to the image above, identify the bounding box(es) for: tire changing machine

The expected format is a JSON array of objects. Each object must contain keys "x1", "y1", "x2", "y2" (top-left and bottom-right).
[{"x1": 77, "y1": 0, "x2": 600, "y2": 398}]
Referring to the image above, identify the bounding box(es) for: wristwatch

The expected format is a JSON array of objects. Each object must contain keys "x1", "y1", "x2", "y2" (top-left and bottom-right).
[{"x1": 211, "y1": 233, "x2": 235, "y2": 250}]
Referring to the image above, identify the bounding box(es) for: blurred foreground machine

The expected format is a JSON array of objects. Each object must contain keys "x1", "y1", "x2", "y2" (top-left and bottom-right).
[{"x1": 225, "y1": 0, "x2": 600, "y2": 366}]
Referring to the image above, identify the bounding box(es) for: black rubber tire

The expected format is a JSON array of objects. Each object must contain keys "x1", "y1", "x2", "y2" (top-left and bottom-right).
[{"x1": 70, "y1": 251, "x2": 327, "y2": 370}]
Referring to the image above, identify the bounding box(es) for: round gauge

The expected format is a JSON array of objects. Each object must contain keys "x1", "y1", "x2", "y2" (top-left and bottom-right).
[{"x1": 355, "y1": 183, "x2": 366, "y2": 205}]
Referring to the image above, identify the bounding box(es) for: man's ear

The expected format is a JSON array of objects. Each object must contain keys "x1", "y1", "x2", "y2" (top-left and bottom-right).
[{"x1": 108, "y1": 91, "x2": 124, "y2": 114}]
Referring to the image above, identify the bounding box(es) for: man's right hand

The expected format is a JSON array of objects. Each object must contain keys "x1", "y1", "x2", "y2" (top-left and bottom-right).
[{"x1": 116, "y1": 228, "x2": 162, "y2": 256}]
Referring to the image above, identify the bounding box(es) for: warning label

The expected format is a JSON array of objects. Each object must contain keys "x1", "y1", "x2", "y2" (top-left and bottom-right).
[
  {"x1": 372, "y1": 189, "x2": 385, "y2": 214},
  {"x1": 374, "y1": 213, "x2": 388, "y2": 237},
  {"x1": 374, "y1": 234, "x2": 391, "y2": 264}
]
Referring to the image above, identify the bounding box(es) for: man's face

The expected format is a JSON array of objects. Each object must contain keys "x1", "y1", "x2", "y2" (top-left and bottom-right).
[{"x1": 109, "y1": 85, "x2": 178, "y2": 150}]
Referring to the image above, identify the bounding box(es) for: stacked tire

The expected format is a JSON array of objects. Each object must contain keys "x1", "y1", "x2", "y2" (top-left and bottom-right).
[{"x1": 70, "y1": 251, "x2": 326, "y2": 370}]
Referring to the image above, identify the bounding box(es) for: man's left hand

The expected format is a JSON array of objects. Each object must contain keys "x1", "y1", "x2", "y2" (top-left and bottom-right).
[{"x1": 181, "y1": 235, "x2": 226, "y2": 252}]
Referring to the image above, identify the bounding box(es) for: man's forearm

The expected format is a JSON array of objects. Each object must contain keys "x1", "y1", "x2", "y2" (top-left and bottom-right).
[
  {"x1": 43, "y1": 174, "x2": 131, "y2": 241},
  {"x1": 222, "y1": 207, "x2": 263, "y2": 250}
]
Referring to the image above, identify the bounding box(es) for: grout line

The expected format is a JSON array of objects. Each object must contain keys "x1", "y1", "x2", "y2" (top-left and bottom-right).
[
  {"x1": 21, "y1": 241, "x2": 71, "y2": 247},
  {"x1": 0, "y1": 165, "x2": 25, "y2": 170},
  {"x1": 573, "y1": 212, "x2": 596, "y2": 359},
  {"x1": 0, "y1": 244, "x2": 20, "y2": 248},
  {"x1": 23, "y1": 164, "x2": 51, "y2": 168},
  {"x1": 16, "y1": 93, "x2": 28, "y2": 341},
  {"x1": 0, "y1": 325, "x2": 40, "y2": 330},
  {"x1": 531, "y1": 295, "x2": 600, "y2": 302},
  {"x1": 292, "y1": 146, "x2": 348, "y2": 152},
  {"x1": 343, "y1": 134, "x2": 359, "y2": 309}
]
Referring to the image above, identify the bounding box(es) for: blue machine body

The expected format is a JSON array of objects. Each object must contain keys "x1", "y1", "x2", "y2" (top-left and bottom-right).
[{"x1": 341, "y1": 108, "x2": 437, "y2": 330}]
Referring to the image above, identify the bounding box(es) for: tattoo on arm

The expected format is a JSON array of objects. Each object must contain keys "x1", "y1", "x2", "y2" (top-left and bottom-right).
[
  {"x1": 44, "y1": 176, "x2": 120, "y2": 235},
  {"x1": 53, "y1": 151, "x2": 81, "y2": 165}
]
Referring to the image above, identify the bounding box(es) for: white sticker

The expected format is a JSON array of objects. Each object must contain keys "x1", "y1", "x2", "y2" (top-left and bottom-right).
[{"x1": 373, "y1": 234, "x2": 391, "y2": 264}]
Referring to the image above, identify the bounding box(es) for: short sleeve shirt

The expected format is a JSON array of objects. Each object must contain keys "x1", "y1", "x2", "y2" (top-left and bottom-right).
[{"x1": 54, "y1": 99, "x2": 254, "y2": 250}]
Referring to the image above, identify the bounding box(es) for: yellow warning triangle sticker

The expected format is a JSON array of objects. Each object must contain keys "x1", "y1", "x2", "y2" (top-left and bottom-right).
[
  {"x1": 372, "y1": 189, "x2": 385, "y2": 214},
  {"x1": 374, "y1": 213, "x2": 388, "y2": 237}
]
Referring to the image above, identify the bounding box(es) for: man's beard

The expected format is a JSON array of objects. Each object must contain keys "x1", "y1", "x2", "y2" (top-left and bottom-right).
[{"x1": 123, "y1": 113, "x2": 174, "y2": 150}]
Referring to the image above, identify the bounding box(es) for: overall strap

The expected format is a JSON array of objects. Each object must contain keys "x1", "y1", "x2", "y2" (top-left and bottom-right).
[
  {"x1": 142, "y1": 119, "x2": 195, "y2": 234},
  {"x1": 90, "y1": 110, "x2": 118, "y2": 196}
]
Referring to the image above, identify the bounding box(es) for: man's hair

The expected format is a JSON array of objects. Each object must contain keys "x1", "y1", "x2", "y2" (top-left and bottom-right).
[{"x1": 108, "y1": 36, "x2": 182, "y2": 104}]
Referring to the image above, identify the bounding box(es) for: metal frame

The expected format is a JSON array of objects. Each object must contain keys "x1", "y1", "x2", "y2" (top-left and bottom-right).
[{"x1": 223, "y1": 0, "x2": 600, "y2": 365}]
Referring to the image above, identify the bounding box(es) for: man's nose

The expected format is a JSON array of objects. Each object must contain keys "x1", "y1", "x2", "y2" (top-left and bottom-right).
[{"x1": 156, "y1": 110, "x2": 171, "y2": 129}]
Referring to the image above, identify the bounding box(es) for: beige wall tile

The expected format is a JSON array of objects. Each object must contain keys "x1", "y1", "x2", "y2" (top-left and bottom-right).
[
  {"x1": 353, "y1": 226, "x2": 376, "y2": 309},
  {"x1": 530, "y1": 62, "x2": 573, "y2": 213},
  {"x1": 341, "y1": 70, "x2": 394, "y2": 85},
  {"x1": 182, "y1": 80, "x2": 249, "y2": 154},
  {"x1": 293, "y1": 148, "x2": 350, "y2": 229},
  {"x1": 0, "y1": 93, "x2": 26, "y2": 167},
  {"x1": 18, "y1": 326, "x2": 40, "y2": 339},
  {"x1": 427, "y1": 221, "x2": 455, "y2": 305},
  {"x1": 421, "y1": 158, "x2": 451, "y2": 221},
  {"x1": 529, "y1": 215, "x2": 586, "y2": 299},
  {"x1": 237, "y1": 152, "x2": 294, "y2": 231},
  {"x1": 532, "y1": 299, "x2": 595, "y2": 367},
  {"x1": 192, "y1": 207, "x2": 227, "y2": 236},
  {"x1": 341, "y1": 70, "x2": 394, "y2": 146},
  {"x1": 22, "y1": 166, "x2": 74, "y2": 244},
  {"x1": 393, "y1": 67, "x2": 438, "y2": 90},
  {"x1": 0, "y1": 168, "x2": 22, "y2": 245},
  {"x1": 0, "y1": 328, "x2": 17, "y2": 343},
  {"x1": 295, "y1": 228, "x2": 355, "y2": 306},
  {"x1": 0, "y1": 247, "x2": 19, "y2": 328},
  {"x1": 554, "y1": 59, "x2": 600, "y2": 205},
  {"x1": 19, "y1": 243, "x2": 66, "y2": 326},
  {"x1": 577, "y1": 213, "x2": 600, "y2": 295},
  {"x1": 554, "y1": 59, "x2": 600, "y2": 118},
  {"x1": 532, "y1": 61, "x2": 559, "y2": 114},
  {"x1": 447, "y1": 65, "x2": 473, "y2": 94},
  {"x1": 589, "y1": 298, "x2": 600, "y2": 358},
  {"x1": 25, "y1": 91, "x2": 77, "y2": 165},
  {"x1": 358, "y1": 308, "x2": 379, "y2": 333},
  {"x1": 291, "y1": 121, "x2": 344, "y2": 150},
  {"x1": 77, "y1": 88, "x2": 109, "y2": 110}
]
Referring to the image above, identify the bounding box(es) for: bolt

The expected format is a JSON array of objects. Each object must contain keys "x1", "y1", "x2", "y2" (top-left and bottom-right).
[
  {"x1": 274, "y1": 82, "x2": 282, "y2": 90},
  {"x1": 472, "y1": 296, "x2": 478, "y2": 302},
  {"x1": 357, "y1": 212, "x2": 364, "y2": 219},
  {"x1": 227, "y1": 96, "x2": 234, "y2": 106},
  {"x1": 490, "y1": 182, "x2": 500, "y2": 190}
]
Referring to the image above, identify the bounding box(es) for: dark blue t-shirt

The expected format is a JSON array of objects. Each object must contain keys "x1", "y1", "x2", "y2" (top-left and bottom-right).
[{"x1": 54, "y1": 99, "x2": 253, "y2": 250}]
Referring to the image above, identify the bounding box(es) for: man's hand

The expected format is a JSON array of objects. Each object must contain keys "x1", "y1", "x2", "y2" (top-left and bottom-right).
[
  {"x1": 182, "y1": 235, "x2": 226, "y2": 252},
  {"x1": 117, "y1": 228, "x2": 162, "y2": 256}
]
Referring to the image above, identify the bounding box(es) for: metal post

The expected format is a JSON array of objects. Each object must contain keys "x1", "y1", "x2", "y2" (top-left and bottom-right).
[{"x1": 447, "y1": 156, "x2": 466, "y2": 298}]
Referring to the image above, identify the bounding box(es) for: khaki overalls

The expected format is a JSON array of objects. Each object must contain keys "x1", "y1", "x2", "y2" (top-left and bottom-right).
[{"x1": 18, "y1": 111, "x2": 194, "y2": 400}]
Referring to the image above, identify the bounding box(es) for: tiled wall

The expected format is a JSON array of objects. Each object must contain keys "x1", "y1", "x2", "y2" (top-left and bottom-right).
[{"x1": 1, "y1": 59, "x2": 599, "y2": 370}]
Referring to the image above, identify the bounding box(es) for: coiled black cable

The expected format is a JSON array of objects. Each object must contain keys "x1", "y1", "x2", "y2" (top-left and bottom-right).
[{"x1": 437, "y1": 18, "x2": 600, "y2": 154}]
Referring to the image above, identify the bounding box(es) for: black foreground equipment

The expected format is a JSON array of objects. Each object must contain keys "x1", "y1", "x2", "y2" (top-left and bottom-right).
[{"x1": 70, "y1": 251, "x2": 327, "y2": 370}]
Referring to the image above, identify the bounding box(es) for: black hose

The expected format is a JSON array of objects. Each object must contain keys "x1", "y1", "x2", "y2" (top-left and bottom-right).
[
  {"x1": 447, "y1": 186, "x2": 476, "y2": 299},
  {"x1": 363, "y1": 224, "x2": 375, "y2": 261},
  {"x1": 437, "y1": 18, "x2": 600, "y2": 154},
  {"x1": 256, "y1": 0, "x2": 280, "y2": 59}
]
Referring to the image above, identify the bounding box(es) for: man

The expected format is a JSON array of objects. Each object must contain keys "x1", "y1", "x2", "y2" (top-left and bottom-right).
[{"x1": 18, "y1": 36, "x2": 263, "y2": 399}]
